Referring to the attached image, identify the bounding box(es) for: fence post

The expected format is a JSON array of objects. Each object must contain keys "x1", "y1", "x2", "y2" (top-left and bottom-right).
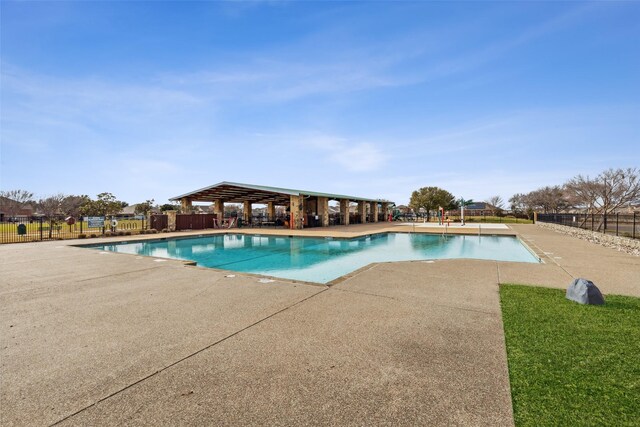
[
  {"x1": 633, "y1": 212, "x2": 636, "y2": 239},
  {"x1": 591, "y1": 213, "x2": 594, "y2": 231},
  {"x1": 39, "y1": 217, "x2": 43, "y2": 241},
  {"x1": 616, "y1": 213, "x2": 619, "y2": 236}
]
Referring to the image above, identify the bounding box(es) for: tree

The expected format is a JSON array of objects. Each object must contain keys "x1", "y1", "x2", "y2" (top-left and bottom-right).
[
  {"x1": 409, "y1": 187, "x2": 456, "y2": 221},
  {"x1": 565, "y1": 168, "x2": 640, "y2": 213},
  {"x1": 159, "y1": 203, "x2": 179, "y2": 212},
  {"x1": 564, "y1": 168, "x2": 640, "y2": 230},
  {"x1": 486, "y1": 195, "x2": 504, "y2": 216},
  {"x1": 81, "y1": 193, "x2": 125, "y2": 218},
  {"x1": 0, "y1": 189, "x2": 34, "y2": 217},
  {"x1": 37, "y1": 194, "x2": 66, "y2": 238},
  {"x1": 37, "y1": 194, "x2": 65, "y2": 217},
  {"x1": 61, "y1": 195, "x2": 90, "y2": 217},
  {"x1": 509, "y1": 194, "x2": 525, "y2": 215},
  {"x1": 518, "y1": 186, "x2": 570, "y2": 215},
  {"x1": 134, "y1": 199, "x2": 155, "y2": 216}
]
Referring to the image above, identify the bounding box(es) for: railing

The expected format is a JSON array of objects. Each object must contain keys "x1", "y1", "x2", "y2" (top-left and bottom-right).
[
  {"x1": 0, "y1": 215, "x2": 148, "y2": 244},
  {"x1": 537, "y1": 212, "x2": 638, "y2": 240},
  {"x1": 393, "y1": 214, "x2": 532, "y2": 224}
]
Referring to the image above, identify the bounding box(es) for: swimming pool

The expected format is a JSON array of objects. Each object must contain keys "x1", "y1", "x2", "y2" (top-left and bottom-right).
[{"x1": 86, "y1": 233, "x2": 539, "y2": 284}]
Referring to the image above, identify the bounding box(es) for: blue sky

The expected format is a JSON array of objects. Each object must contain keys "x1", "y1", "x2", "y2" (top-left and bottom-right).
[{"x1": 1, "y1": 1, "x2": 639, "y2": 206}]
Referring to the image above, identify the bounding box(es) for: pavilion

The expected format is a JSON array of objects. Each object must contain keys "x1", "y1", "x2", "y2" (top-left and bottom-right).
[{"x1": 169, "y1": 181, "x2": 393, "y2": 229}]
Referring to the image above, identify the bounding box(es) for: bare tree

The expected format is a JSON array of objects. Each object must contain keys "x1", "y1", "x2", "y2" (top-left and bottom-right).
[
  {"x1": 565, "y1": 168, "x2": 640, "y2": 213},
  {"x1": 486, "y1": 195, "x2": 504, "y2": 215},
  {"x1": 525, "y1": 186, "x2": 569, "y2": 214},
  {"x1": 61, "y1": 195, "x2": 90, "y2": 218},
  {"x1": 564, "y1": 168, "x2": 640, "y2": 230},
  {"x1": 509, "y1": 193, "x2": 525, "y2": 215},
  {"x1": 37, "y1": 194, "x2": 66, "y2": 238},
  {"x1": 0, "y1": 190, "x2": 34, "y2": 217}
]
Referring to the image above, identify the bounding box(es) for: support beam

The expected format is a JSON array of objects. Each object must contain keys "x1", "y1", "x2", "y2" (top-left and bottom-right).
[
  {"x1": 214, "y1": 199, "x2": 224, "y2": 223},
  {"x1": 382, "y1": 202, "x2": 389, "y2": 222},
  {"x1": 340, "y1": 199, "x2": 349, "y2": 226},
  {"x1": 290, "y1": 195, "x2": 304, "y2": 229},
  {"x1": 358, "y1": 200, "x2": 366, "y2": 224},
  {"x1": 243, "y1": 201, "x2": 252, "y2": 225},
  {"x1": 214, "y1": 199, "x2": 224, "y2": 218},
  {"x1": 180, "y1": 197, "x2": 192, "y2": 213},
  {"x1": 372, "y1": 202, "x2": 379, "y2": 223},
  {"x1": 317, "y1": 197, "x2": 329, "y2": 227},
  {"x1": 267, "y1": 202, "x2": 275, "y2": 220}
]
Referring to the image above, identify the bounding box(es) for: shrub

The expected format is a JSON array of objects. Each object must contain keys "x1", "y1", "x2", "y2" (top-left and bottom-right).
[
  {"x1": 78, "y1": 234, "x2": 87, "y2": 239},
  {"x1": 118, "y1": 231, "x2": 125, "y2": 236},
  {"x1": 139, "y1": 230, "x2": 147, "y2": 235},
  {"x1": 162, "y1": 228, "x2": 169, "y2": 233},
  {"x1": 90, "y1": 233, "x2": 97, "y2": 238},
  {"x1": 151, "y1": 229, "x2": 158, "y2": 234},
  {"x1": 104, "y1": 231, "x2": 112, "y2": 237},
  {"x1": 125, "y1": 231, "x2": 131, "y2": 236}
]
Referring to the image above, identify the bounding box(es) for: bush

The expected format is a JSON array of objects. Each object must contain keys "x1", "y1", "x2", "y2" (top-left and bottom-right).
[
  {"x1": 104, "y1": 231, "x2": 112, "y2": 237},
  {"x1": 125, "y1": 231, "x2": 131, "y2": 236},
  {"x1": 162, "y1": 228, "x2": 170, "y2": 233},
  {"x1": 139, "y1": 230, "x2": 147, "y2": 235},
  {"x1": 118, "y1": 231, "x2": 125, "y2": 236},
  {"x1": 90, "y1": 233, "x2": 97, "y2": 238},
  {"x1": 78, "y1": 234, "x2": 87, "y2": 239},
  {"x1": 151, "y1": 229, "x2": 158, "y2": 234}
]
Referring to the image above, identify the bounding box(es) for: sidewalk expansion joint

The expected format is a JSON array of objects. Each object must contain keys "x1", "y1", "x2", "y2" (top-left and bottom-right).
[
  {"x1": 75, "y1": 266, "x2": 163, "y2": 283},
  {"x1": 332, "y1": 287, "x2": 398, "y2": 301},
  {"x1": 49, "y1": 287, "x2": 329, "y2": 427}
]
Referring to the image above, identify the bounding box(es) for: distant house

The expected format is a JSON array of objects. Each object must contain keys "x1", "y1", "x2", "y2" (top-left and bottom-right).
[
  {"x1": 462, "y1": 202, "x2": 498, "y2": 216},
  {"x1": 119, "y1": 204, "x2": 161, "y2": 218},
  {"x1": 0, "y1": 196, "x2": 34, "y2": 221}
]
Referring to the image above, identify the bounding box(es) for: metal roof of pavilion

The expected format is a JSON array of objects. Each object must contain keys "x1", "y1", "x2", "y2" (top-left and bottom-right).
[{"x1": 170, "y1": 181, "x2": 391, "y2": 205}]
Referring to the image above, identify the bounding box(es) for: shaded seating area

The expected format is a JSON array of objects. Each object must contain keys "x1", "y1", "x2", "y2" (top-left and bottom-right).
[{"x1": 169, "y1": 181, "x2": 393, "y2": 230}]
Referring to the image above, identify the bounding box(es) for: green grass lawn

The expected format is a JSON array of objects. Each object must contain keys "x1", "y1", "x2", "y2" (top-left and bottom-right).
[{"x1": 500, "y1": 284, "x2": 640, "y2": 426}]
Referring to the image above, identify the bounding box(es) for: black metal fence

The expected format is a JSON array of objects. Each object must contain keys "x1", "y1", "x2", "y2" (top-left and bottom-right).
[
  {"x1": 537, "y1": 212, "x2": 639, "y2": 240},
  {"x1": 0, "y1": 215, "x2": 148, "y2": 244},
  {"x1": 393, "y1": 213, "x2": 532, "y2": 223}
]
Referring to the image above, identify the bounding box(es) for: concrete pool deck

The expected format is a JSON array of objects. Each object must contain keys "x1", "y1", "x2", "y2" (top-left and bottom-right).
[{"x1": 1, "y1": 224, "x2": 638, "y2": 426}]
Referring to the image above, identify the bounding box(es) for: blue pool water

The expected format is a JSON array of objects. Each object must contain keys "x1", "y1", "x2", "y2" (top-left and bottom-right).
[{"x1": 86, "y1": 233, "x2": 539, "y2": 284}]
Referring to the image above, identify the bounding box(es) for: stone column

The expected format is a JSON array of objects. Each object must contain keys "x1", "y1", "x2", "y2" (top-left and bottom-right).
[
  {"x1": 317, "y1": 197, "x2": 329, "y2": 227},
  {"x1": 166, "y1": 210, "x2": 177, "y2": 231},
  {"x1": 372, "y1": 202, "x2": 379, "y2": 223},
  {"x1": 243, "y1": 201, "x2": 252, "y2": 225},
  {"x1": 290, "y1": 195, "x2": 304, "y2": 229},
  {"x1": 340, "y1": 199, "x2": 349, "y2": 226},
  {"x1": 180, "y1": 197, "x2": 192, "y2": 213},
  {"x1": 382, "y1": 202, "x2": 389, "y2": 221},
  {"x1": 213, "y1": 199, "x2": 224, "y2": 225},
  {"x1": 358, "y1": 200, "x2": 366, "y2": 223},
  {"x1": 267, "y1": 202, "x2": 275, "y2": 220}
]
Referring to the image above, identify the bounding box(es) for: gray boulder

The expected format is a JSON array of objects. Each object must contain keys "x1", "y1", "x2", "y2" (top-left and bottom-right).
[{"x1": 566, "y1": 278, "x2": 605, "y2": 305}]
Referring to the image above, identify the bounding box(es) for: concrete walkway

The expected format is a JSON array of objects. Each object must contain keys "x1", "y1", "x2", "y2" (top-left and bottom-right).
[{"x1": 1, "y1": 224, "x2": 638, "y2": 426}]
